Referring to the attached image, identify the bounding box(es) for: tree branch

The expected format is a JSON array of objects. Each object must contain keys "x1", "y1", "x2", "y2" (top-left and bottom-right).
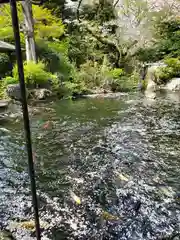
[
  {"x1": 76, "y1": 0, "x2": 83, "y2": 21},
  {"x1": 113, "y1": 0, "x2": 119, "y2": 7}
]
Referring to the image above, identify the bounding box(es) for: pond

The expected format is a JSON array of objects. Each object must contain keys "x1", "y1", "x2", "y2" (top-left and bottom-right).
[{"x1": 0, "y1": 93, "x2": 180, "y2": 240}]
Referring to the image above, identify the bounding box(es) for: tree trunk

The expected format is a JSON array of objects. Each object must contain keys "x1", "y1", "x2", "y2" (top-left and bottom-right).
[{"x1": 21, "y1": 0, "x2": 36, "y2": 62}]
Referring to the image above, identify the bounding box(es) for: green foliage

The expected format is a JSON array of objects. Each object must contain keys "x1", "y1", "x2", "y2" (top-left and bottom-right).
[
  {"x1": 2, "y1": 0, "x2": 172, "y2": 97},
  {"x1": 2, "y1": 76, "x2": 18, "y2": 85},
  {"x1": 0, "y1": 4, "x2": 15, "y2": 41},
  {"x1": 70, "y1": 60, "x2": 110, "y2": 90},
  {"x1": 108, "y1": 68, "x2": 124, "y2": 79},
  {"x1": 44, "y1": 0, "x2": 67, "y2": 16},
  {"x1": 68, "y1": 25, "x2": 104, "y2": 67},
  {"x1": 136, "y1": 16, "x2": 180, "y2": 63},
  {"x1": 154, "y1": 17, "x2": 180, "y2": 40},
  {"x1": 164, "y1": 57, "x2": 180, "y2": 70},
  {"x1": 64, "y1": 81, "x2": 89, "y2": 96},
  {"x1": 135, "y1": 47, "x2": 163, "y2": 63},
  {"x1": 54, "y1": 54, "x2": 73, "y2": 80},
  {"x1": 108, "y1": 73, "x2": 139, "y2": 92},
  {"x1": 155, "y1": 67, "x2": 173, "y2": 83},
  {"x1": 155, "y1": 58, "x2": 180, "y2": 84},
  {"x1": 67, "y1": 60, "x2": 136, "y2": 93},
  {"x1": 32, "y1": 5, "x2": 65, "y2": 40},
  {"x1": 77, "y1": 61, "x2": 103, "y2": 88},
  {"x1": 0, "y1": 81, "x2": 6, "y2": 99},
  {"x1": 0, "y1": 76, "x2": 16, "y2": 99},
  {"x1": 13, "y1": 61, "x2": 56, "y2": 86},
  {"x1": 130, "y1": 71, "x2": 141, "y2": 88},
  {"x1": 67, "y1": 62, "x2": 96, "y2": 94},
  {"x1": 81, "y1": 0, "x2": 116, "y2": 24},
  {"x1": 47, "y1": 40, "x2": 69, "y2": 56},
  {"x1": 52, "y1": 64, "x2": 90, "y2": 98},
  {"x1": 36, "y1": 39, "x2": 72, "y2": 81},
  {"x1": 0, "y1": 53, "x2": 12, "y2": 78},
  {"x1": 36, "y1": 41, "x2": 61, "y2": 73},
  {"x1": 0, "y1": 4, "x2": 65, "y2": 43}
]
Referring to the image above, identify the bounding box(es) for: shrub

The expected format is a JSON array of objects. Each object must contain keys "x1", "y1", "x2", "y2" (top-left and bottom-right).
[
  {"x1": 155, "y1": 67, "x2": 173, "y2": 84},
  {"x1": 36, "y1": 40, "x2": 73, "y2": 81},
  {"x1": 2, "y1": 76, "x2": 18, "y2": 85},
  {"x1": 135, "y1": 46, "x2": 164, "y2": 63},
  {"x1": 61, "y1": 64, "x2": 89, "y2": 96},
  {"x1": 108, "y1": 68, "x2": 124, "y2": 79},
  {"x1": 36, "y1": 41, "x2": 61, "y2": 73},
  {"x1": 0, "y1": 76, "x2": 17, "y2": 98},
  {"x1": 164, "y1": 57, "x2": 180, "y2": 73},
  {"x1": 129, "y1": 71, "x2": 141, "y2": 89},
  {"x1": 48, "y1": 40, "x2": 69, "y2": 56},
  {"x1": 0, "y1": 81, "x2": 5, "y2": 99},
  {"x1": 105, "y1": 68, "x2": 139, "y2": 92},
  {"x1": 155, "y1": 57, "x2": 180, "y2": 84},
  {"x1": 13, "y1": 61, "x2": 56, "y2": 86},
  {"x1": 70, "y1": 61, "x2": 102, "y2": 89},
  {"x1": 64, "y1": 81, "x2": 89, "y2": 96},
  {"x1": 108, "y1": 74, "x2": 138, "y2": 92},
  {"x1": 68, "y1": 62, "x2": 136, "y2": 93}
]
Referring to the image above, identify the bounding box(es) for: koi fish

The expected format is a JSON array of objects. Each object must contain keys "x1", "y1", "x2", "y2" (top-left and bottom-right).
[
  {"x1": 42, "y1": 121, "x2": 51, "y2": 129},
  {"x1": 70, "y1": 190, "x2": 81, "y2": 205}
]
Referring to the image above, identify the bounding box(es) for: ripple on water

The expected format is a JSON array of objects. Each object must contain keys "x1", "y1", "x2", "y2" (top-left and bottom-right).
[{"x1": 0, "y1": 95, "x2": 180, "y2": 239}]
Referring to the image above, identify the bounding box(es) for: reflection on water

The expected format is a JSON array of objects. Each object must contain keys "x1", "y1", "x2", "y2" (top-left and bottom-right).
[{"x1": 0, "y1": 93, "x2": 180, "y2": 239}]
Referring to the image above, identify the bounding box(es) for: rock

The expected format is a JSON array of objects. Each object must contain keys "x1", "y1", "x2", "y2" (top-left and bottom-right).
[
  {"x1": 6, "y1": 84, "x2": 29, "y2": 101},
  {"x1": 0, "y1": 100, "x2": 9, "y2": 110},
  {"x1": 146, "y1": 79, "x2": 157, "y2": 92},
  {"x1": 30, "y1": 88, "x2": 52, "y2": 100},
  {"x1": 165, "y1": 78, "x2": 180, "y2": 91},
  {"x1": 146, "y1": 67, "x2": 158, "y2": 92},
  {"x1": 145, "y1": 62, "x2": 166, "y2": 92},
  {"x1": 174, "y1": 192, "x2": 180, "y2": 201}
]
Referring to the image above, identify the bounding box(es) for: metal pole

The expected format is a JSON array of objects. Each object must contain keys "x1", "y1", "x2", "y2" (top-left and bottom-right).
[{"x1": 9, "y1": 0, "x2": 41, "y2": 239}]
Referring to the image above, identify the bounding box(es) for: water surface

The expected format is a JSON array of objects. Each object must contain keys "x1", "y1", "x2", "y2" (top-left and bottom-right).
[{"x1": 0, "y1": 93, "x2": 180, "y2": 239}]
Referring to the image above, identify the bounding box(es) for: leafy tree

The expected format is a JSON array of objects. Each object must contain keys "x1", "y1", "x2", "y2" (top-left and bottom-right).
[
  {"x1": 136, "y1": 11, "x2": 180, "y2": 62},
  {"x1": 0, "y1": 4, "x2": 65, "y2": 44}
]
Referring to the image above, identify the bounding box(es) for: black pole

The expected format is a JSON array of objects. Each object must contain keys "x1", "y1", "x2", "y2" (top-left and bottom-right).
[{"x1": 9, "y1": 0, "x2": 41, "y2": 239}]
